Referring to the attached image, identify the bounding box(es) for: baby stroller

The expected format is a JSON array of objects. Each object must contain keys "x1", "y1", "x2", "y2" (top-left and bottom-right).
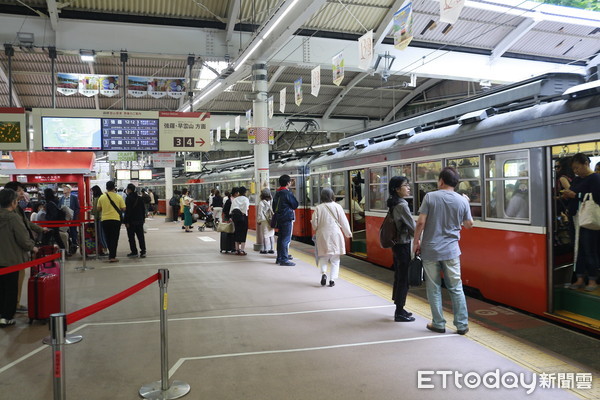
[{"x1": 197, "y1": 205, "x2": 217, "y2": 231}]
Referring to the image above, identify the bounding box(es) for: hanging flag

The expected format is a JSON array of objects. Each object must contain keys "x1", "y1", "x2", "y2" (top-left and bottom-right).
[
  {"x1": 148, "y1": 78, "x2": 168, "y2": 99},
  {"x1": 216, "y1": 126, "x2": 221, "y2": 142},
  {"x1": 56, "y1": 73, "x2": 79, "y2": 96},
  {"x1": 332, "y1": 52, "x2": 345, "y2": 86},
  {"x1": 79, "y1": 75, "x2": 100, "y2": 97},
  {"x1": 235, "y1": 116, "x2": 240, "y2": 134},
  {"x1": 358, "y1": 30, "x2": 374, "y2": 71},
  {"x1": 280, "y1": 87, "x2": 286, "y2": 113},
  {"x1": 210, "y1": 130, "x2": 214, "y2": 145},
  {"x1": 99, "y1": 75, "x2": 120, "y2": 97},
  {"x1": 225, "y1": 121, "x2": 231, "y2": 139},
  {"x1": 246, "y1": 109, "x2": 252, "y2": 128},
  {"x1": 393, "y1": 2, "x2": 414, "y2": 50},
  {"x1": 294, "y1": 78, "x2": 303, "y2": 106},
  {"x1": 268, "y1": 96, "x2": 274, "y2": 119},
  {"x1": 128, "y1": 76, "x2": 149, "y2": 97},
  {"x1": 166, "y1": 78, "x2": 186, "y2": 99},
  {"x1": 311, "y1": 66, "x2": 320, "y2": 97},
  {"x1": 440, "y1": 0, "x2": 465, "y2": 24}
]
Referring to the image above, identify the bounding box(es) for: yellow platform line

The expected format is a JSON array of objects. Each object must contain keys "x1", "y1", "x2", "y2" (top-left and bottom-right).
[{"x1": 277, "y1": 238, "x2": 599, "y2": 399}]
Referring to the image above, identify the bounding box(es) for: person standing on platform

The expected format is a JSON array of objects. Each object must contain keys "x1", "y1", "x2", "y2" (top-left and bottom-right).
[
  {"x1": 59, "y1": 184, "x2": 80, "y2": 254},
  {"x1": 413, "y1": 167, "x2": 473, "y2": 335},
  {"x1": 311, "y1": 188, "x2": 352, "y2": 287},
  {"x1": 273, "y1": 174, "x2": 298, "y2": 266},
  {"x1": 97, "y1": 181, "x2": 126, "y2": 263},
  {"x1": 211, "y1": 190, "x2": 224, "y2": 223},
  {"x1": 148, "y1": 189, "x2": 156, "y2": 216},
  {"x1": 230, "y1": 186, "x2": 250, "y2": 255},
  {"x1": 181, "y1": 188, "x2": 194, "y2": 232},
  {"x1": 387, "y1": 176, "x2": 416, "y2": 322},
  {"x1": 169, "y1": 190, "x2": 181, "y2": 223},
  {"x1": 91, "y1": 185, "x2": 108, "y2": 256},
  {"x1": 0, "y1": 188, "x2": 37, "y2": 327},
  {"x1": 124, "y1": 184, "x2": 146, "y2": 258},
  {"x1": 257, "y1": 188, "x2": 275, "y2": 254}
]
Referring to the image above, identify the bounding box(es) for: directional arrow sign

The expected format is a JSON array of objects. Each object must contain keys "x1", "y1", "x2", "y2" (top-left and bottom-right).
[
  {"x1": 196, "y1": 138, "x2": 205, "y2": 146},
  {"x1": 158, "y1": 111, "x2": 210, "y2": 152}
]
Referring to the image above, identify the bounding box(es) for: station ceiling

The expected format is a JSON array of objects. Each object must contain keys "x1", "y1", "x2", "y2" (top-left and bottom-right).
[{"x1": 0, "y1": 0, "x2": 599, "y2": 138}]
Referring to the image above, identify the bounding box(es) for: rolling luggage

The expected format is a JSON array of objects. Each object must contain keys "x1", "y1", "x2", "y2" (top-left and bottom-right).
[
  {"x1": 220, "y1": 232, "x2": 235, "y2": 253},
  {"x1": 31, "y1": 245, "x2": 61, "y2": 276},
  {"x1": 28, "y1": 272, "x2": 60, "y2": 323}
]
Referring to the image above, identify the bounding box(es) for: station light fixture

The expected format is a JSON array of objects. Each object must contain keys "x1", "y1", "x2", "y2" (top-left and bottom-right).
[{"x1": 79, "y1": 49, "x2": 96, "y2": 62}]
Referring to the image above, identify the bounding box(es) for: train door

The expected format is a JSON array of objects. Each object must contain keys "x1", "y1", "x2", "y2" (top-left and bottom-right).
[
  {"x1": 549, "y1": 143, "x2": 600, "y2": 330},
  {"x1": 349, "y1": 169, "x2": 367, "y2": 256}
]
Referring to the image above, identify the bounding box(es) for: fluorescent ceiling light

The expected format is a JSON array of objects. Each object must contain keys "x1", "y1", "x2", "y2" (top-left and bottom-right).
[
  {"x1": 80, "y1": 49, "x2": 96, "y2": 62},
  {"x1": 234, "y1": 39, "x2": 263, "y2": 71},
  {"x1": 192, "y1": 82, "x2": 222, "y2": 106},
  {"x1": 262, "y1": 0, "x2": 300, "y2": 39}
]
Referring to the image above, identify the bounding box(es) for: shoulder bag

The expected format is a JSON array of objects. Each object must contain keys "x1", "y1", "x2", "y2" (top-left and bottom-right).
[
  {"x1": 270, "y1": 195, "x2": 281, "y2": 229},
  {"x1": 579, "y1": 192, "x2": 600, "y2": 230},
  {"x1": 216, "y1": 220, "x2": 235, "y2": 233},
  {"x1": 408, "y1": 255, "x2": 423, "y2": 287}
]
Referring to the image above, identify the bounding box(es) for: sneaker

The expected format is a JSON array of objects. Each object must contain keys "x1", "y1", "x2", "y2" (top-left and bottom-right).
[
  {"x1": 0, "y1": 318, "x2": 16, "y2": 327},
  {"x1": 426, "y1": 323, "x2": 446, "y2": 334},
  {"x1": 267, "y1": 250, "x2": 275, "y2": 254},
  {"x1": 328, "y1": 280, "x2": 335, "y2": 287},
  {"x1": 321, "y1": 274, "x2": 327, "y2": 286},
  {"x1": 259, "y1": 251, "x2": 267, "y2": 254},
  {"x1": 288, "y1": 255, "x2": 293, "y2": 260},
  {"x1": 457, "y1": 327, "x2": 469, "y2": 335},
  {"x1": 140, "y1": 252, "x2": 146, "y2": 258},
  {"x1": 279, "y1": 261, "x2": 296, "y2": 266},
  {"x1": 127, "y1": 252, "x2": 138, "y2": 258},
  {"x1": 584, "y1": 284, "x2": 598, "y2": 292}
]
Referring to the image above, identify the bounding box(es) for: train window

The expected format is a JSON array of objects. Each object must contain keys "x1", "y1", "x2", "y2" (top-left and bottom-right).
[
  {"x1": 369, "y1": 167, "x2": 388, "y2": 210},
  {"x1": 332, "y1": 172, "x2": 346, "y2": 208},
  {"x1": 484, "y1": 151, "x2": 530, "y2": 222},
  {"x1": 447, "y1": 156, "x2": 482, "y2": 218},
  {"x1": 391, "y1": 164, "x2": 414, "y2": 212},
  {"x1": 416, "y1": 161, "x2": 441, "y2": 210},
  {"x1": 311, "y1": 175, "x2": 320, "y2": 205}
]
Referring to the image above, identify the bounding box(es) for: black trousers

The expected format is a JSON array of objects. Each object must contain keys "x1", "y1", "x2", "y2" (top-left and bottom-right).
[
  {"x1": 0, "y1": 268, "x2": 18, "y2": 320},
  {"x1": 102, "y1": 219, "x2": 122, "y2": 259},
  {"x1": 392, "y1": 243, "x2": 411, "y2": 308},
  {"x1": 231, "y1": 210, "x2": 248, "y2": 243},
  {"x1": 171, "y1": 205, "x2": 179, "y2": 221},
  {"x1": 126, "y1": 222, "x2": 146, "y2": 254}
]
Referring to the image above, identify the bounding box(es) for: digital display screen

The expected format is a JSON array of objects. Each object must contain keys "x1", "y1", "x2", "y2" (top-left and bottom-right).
[
  {"x1": 116, "y1": 169, "x2": 131, "y2": 180},
  {"x1": 139, "y1": 170, "x2": 152, "y2": 180},
  {"x1": 101, "y1": 118, "x2": 159, "y2": 151},
  {"x1": 42, "y1": 117, "x2": 102, "y2": 150}
]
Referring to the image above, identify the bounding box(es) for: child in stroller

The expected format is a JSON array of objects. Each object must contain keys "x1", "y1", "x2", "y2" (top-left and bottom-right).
[{"x1": 196, "y1": 204, "x2": 217, "y2": 231}]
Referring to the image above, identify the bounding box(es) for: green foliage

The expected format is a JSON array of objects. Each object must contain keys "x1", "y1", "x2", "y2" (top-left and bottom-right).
[{"x1": 532, "y1": 0, "x2": 600, "y2": 11}]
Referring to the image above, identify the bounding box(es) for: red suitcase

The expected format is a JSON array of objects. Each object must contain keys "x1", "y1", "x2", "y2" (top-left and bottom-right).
[
  {"x1": 28, "y1": 272, "x2": 60, "y2": 324},
  {"x1": 31, "y1": 245, "x2": 61, "y2": 276}
]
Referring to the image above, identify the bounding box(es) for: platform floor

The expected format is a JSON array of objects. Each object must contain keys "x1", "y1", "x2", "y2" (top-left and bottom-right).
[{"x1": 1, "y1": 217, "x2": 599, "y2": 400}]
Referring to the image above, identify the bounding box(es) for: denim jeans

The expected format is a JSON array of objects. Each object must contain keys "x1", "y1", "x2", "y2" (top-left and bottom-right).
[
  {"x1": 276, "y1": 220, "x2": 293, "y2": 263},
  {"x1": 422, "y1": 257, "x2": 469, "y2": 330}
]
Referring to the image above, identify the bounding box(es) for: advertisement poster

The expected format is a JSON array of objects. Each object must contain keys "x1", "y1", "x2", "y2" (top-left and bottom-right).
[
  {"x1": 148, "y1": 78, "x2": 168, "y2": 99},
  {"x1": 99, "y1": 75, "x2": 120, "y2": 97},
  {"x1": 247, "y1": 127, "x2": 256, "y2": 144},
  {"x1": 158, "y1": 111, "x2": 210, "y2": 152},
  {"x1": 393, "y1": 2, "x2": 414, "y2": 51},
  {"x1": 311, "y1": 66, "x2": 320, "y2": 97},
  {"x1": 294, "y1": 78, "x2": 303, "y2": 106},
  {"x1": 280, "y1": 87, "x2": 286, "y2": 113},
  {"x1": 128, "y1": 76, "x2": 148, "y2": 98},
  {"x1": 79, "y1": 75, "x2": 100, "y2": 97},
  {"x1": 0, "y1": 108, "x2": 27, "y2": 151},
  {"x1": 440, "y1": 0, "x2": 465, "y2": 24},
  {"x1": 56, "y1": 73, "x2": 79, "y2": 96},
  {"x1": 268, "y1": 96, "x2": 274, "y2": 119},
  {"x1": 152, "y1": 152, "x2": 176, "y2": 168},
  {"x1": 166, "y1": 78, "x2": 186, "y2": 99},
  {"x1": 358, "y1": 30, "x2": 374, "y2": 71},
  {"x1": 332, "y1": 52, "x2": 345, "y2": 86}
]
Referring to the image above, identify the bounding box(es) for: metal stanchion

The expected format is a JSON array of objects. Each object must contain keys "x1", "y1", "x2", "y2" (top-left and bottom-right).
[
  {"x1": 50, "y1": 313, "x2": 67, "y2": 400},
  {"x1": 44, "y1": 250, "x2": 82, "y2": 345},
  {"x1": 75, "y1": 222, "x2": 93, "y2": 271},
  {"x1": 140, "y1": 269, "x2": 190, "y2": 399}
]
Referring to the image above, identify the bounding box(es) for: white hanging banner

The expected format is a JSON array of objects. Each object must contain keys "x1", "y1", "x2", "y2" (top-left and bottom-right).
[
  {"x1": 280, "y1": 87, "x2": 286, "y2": 113},
  {"x1": 246, "y1": 109, "x2": 252, "y2": 128},
  {"x1": 79, "y1": 75, "x2": 100, "y2": 97},
  {"x1": 332, "y1": 52, "x2": 345, "y2": 86},
  {"x1": 235, "y1": 115, "x2": 240, "y2": 134},
  {"x1": 210, "y1": 130, "x2": 214, "y2": 145},
  {"x1": 216, "y1": 126, "x2": 221, "y2": 142},
  {"x1": 311, "y1": 66, "x2": 320, "y2": 97},
  {"x1": 294, "y1": 78, "x2": 303, "y2": 106},
  {"x1": 268, "y1": 96, "x2": 274, "y2": 119},
  {"x1": 440, "y1": 0, "x2": 465, "y2": 24},
  {"x1": 393, "y1": 2, "x2": 414, "y2": 51},
  {"x1": 225, "y1": 121, "x2": 231, "y2": 139},
  {"x1": 358, "y1": 30, "x2": 374, "y2": 71}
]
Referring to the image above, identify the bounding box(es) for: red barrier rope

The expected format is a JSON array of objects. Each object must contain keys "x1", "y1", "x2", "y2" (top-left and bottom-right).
[
  {"x1": 0, "y1": 253, "x2": 61, "y2": 276},
  {"x1": 66, "y1": 273, "x2": 160, "y2": 325}
]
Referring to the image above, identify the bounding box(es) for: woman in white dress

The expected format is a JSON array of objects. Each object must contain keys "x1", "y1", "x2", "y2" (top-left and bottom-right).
[
  {"x1": 256, "y1": 188, "x2": 275, "y2": 254},
  {"x1": 311, "y1": 188, "x2": 352, "y2": 287}
]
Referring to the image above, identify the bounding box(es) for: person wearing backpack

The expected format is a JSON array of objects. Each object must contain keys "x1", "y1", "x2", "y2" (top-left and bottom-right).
[
  {"x1": 387, "y1": 176, "x2": 416, "y2": 322},
  {"x1": 96, "y1": 181, "x2": 126, "y2": 263},
  {"x1": 169, "y1": 191, "x2": 181, "y2": 222}
]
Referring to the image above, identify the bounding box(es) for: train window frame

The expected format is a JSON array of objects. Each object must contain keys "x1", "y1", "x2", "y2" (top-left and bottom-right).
[
  {"x1": 390, "y1": 164, "x2": 415, "y2": 214},
  {"x1": 368, "y1": 166, "x2": 388, "y2": 211},
  {"x1": 484, "y1": 150, "x2": 531, "y2": 224},
  {"x1": 415, "y1": 160, "x2": 442, "y2": 212},
  {"x1": 446, "y1": 155, "x2": 482, "y2": 219}
]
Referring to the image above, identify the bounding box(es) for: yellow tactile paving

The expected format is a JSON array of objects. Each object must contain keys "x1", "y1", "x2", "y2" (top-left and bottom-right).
[{"x1": 280, "y1": 238, "x2": 599, "y2": 399}]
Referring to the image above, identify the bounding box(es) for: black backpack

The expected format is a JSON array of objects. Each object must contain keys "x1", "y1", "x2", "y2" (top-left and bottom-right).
[
  {"x1": 169, "y1": 196, "x2": 179, "y2": 206},
  {"x1": 379, "y1": 211, "x2": 398, "y2": 248}
]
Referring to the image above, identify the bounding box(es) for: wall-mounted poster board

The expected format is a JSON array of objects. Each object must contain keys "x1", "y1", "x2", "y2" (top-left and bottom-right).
[{"x1": 0, "y1": 108, "x2": 27, "y2": 151}]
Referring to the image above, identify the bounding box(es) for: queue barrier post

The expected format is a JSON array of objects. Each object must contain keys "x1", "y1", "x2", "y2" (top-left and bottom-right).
[
  {"x1": 75, "y1": 221, "x2": 93, "y2": 271},
  {"x1": 140, "y1": 269, "x2": 190, "y2": 399},
  {"x1": 43, "y1": 249, "x2": 83, "y2": 345},
  {"x1": 50, "y1": 313, "x2": 67, "y2": 400}
]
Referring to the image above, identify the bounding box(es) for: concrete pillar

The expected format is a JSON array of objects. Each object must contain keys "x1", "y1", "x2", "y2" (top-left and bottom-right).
[
  {"x1": 252, "y1": 62, "x2": 269, "y2": 251},
  {"x1": 165, "y1": 167, "x2": 174, "y2": 221}
]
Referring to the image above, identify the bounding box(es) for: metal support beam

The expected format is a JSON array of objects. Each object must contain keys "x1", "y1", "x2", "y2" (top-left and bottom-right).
[
  {"x1": 88, "y1": 63, "x2": 100, "y2": 110},
  {"x1": 225, "y1": 0, "x2": 241, "y2": 44},
  {"x1": 384, "y1": 78, "x2": 441, "y2": 122},
  {"x1": 46, "y1": 0, "x2": 60, "y2": 31},
  {"x1": 49, "y1": 46, "x2": 57, "y2": 108},
  {"x1": 323, "y1": 72, "x2": 369, "y2": 119},
  {"x1": 120, "y1": 51, "x2": 128, "y2": 110},
  {"x1": 490, "y1": 18, "x2": 539, "y2": 62},
  {"x1": 267, "y1": 65, "x2": 286, "y2": 92},
  {"x1": 2, "y1": 44, "x2": 21, "y2": 108}
]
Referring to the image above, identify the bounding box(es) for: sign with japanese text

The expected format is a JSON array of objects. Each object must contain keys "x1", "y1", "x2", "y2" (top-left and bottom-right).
[
  {"x1": 158, "y1": 111, "x2": 210, "y2": 152},
  {"x1": 108, "y1": 152, "x2": 137, "y2": 162},
  {"x1": 358, "y1": 30, "x2": 373, "y2": 71},
  {"x1": 152, "y1": 152, "x2": 176, "y2": 168},
  {"x1": 311, "y1": 66, "x2": 320, "y2": 97}
]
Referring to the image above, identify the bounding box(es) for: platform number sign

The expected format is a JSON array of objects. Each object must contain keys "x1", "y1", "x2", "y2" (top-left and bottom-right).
[{"x1": 173, "y1": 137, "x2": 195, "y2": 147}]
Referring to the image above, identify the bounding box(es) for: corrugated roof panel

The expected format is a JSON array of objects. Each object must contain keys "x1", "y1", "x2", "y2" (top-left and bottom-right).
[
  {"x1": 303, "y1": 1, "x2": 389, "y2": 34},
  {"x1": 73, "y1": 0, "x2": 228, "y2": 20},
  {"x1": 510, "y1": 29, "x2": 599, "y2": 60},
  {"x1": 239, "y1": 0, "x2": 280, "y2": 27}
]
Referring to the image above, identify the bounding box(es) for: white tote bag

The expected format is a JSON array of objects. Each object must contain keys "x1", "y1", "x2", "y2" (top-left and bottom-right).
[{"x1": 579, "y1": 193, "x2": 600, "y2": 230}]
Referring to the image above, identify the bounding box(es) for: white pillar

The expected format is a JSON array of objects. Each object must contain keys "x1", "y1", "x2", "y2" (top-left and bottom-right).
[
  {"x1": 252, "y1": 62, "x2": 269, "y2": 251},
  {"x1": 165, "y1": 166, "x2": 174, "y2": 221}
]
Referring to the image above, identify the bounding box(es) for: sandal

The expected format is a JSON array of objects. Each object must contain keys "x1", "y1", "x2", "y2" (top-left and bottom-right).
[{"x1": 237, "y1": 251, "x2": 247, "y2": 256}]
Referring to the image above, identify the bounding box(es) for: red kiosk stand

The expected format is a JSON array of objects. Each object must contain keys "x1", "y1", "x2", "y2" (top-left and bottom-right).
[{"x1": 6, "y1": 152, "x2": 95, "y2": 214}]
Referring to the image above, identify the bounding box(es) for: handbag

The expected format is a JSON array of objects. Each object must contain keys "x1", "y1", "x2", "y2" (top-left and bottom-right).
[
  {"x1": 408, "y1": 255, "x2": 423, "y2": 287},
  {"x1": 216, "y1": 221, "x2": 235, "y2": 233},
  {"x1": 579, "y1": 193, "x2": 600, "y2": 230},
  {"x1": 270, "y1": 196, "x2": 281, "y2": 229}
]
